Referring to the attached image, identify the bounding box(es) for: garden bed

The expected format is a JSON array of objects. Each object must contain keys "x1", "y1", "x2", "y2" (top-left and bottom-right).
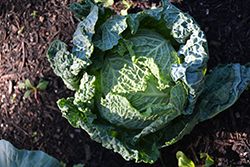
[{"x1": 0, "y1": 0, "x2": 250, "y2": 166}]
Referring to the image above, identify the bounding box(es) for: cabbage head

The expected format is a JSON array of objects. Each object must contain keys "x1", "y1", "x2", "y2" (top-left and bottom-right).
[{"x1": 46, "y1": 0, "x2": 250, "y2": 163}]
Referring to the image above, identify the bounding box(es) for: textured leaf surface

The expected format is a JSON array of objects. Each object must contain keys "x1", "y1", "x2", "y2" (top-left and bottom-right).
[
  {"x1": 47, "y1": 0, "x2": 250, "y2": 164},
  {"x1": 47, "y1": 40, "x2": 90, "y2": 90},
  {"x1": 199, "y1": 63, "x2": 250, "y2": 122},
  {"x1": 72, "y1": 5, "x2": 98, "y2": 59},
  {"x1": 67, "y1": 0, "x2": 93, "y2": 21},
  {"x1": 0, "y1": 140, "x2": 61, "y2": 167},
  {"x1": 93, "y1": 15, "x2": 127, "y2": 51},
  {"x1": 100, "y1": 93, "x2": 159, "y2": 129},
  {"x1": 127, "y1": 29, "x2": 178, "y2": 90}
]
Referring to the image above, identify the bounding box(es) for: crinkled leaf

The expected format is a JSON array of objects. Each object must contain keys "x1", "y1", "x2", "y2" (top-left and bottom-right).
[
  {"x1": 159, "y1": 63, "x2": 250, "y2": 147},
  {"x1": 57, "y1": 97, "x2": 160, "y2": 164},
  {"x1": 0, "y1": 140, "x2": 61, "y2": 167},
  {"x1": 47, "y1": 0, "x2": 250, "y2": 164},
  {"x1": 132, "y1": 83, "x2": 187, "y2": 143},
  {"x1": 67, "y1": 0, "x2": 93, "y2": 21},
  {"x1": 47, "y1": 40, "x2": 90, "y2": 90},
  {"x1": 100, "y1": 93, "x2": 157, "y2": 129},
  {"x1": 72, "y1": 5, "x2": 98, "y2": 59},
  {"x1": 74, "y1": 72, "x2": 96, "y2": 104},
  {"x1": 127, "y1": 29, "x2": 179, "y2": 90},
  {"x1": 68, "y1": 0, "x2": 114, "y2": 28},
  {"x1": 93, "y1": 15, "x2": 127, "y2": 51}
]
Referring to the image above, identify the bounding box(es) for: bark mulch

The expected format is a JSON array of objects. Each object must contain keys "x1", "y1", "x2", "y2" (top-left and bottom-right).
[{"x1": 0, "y1": 0, "x2": 250, "y2": 166}]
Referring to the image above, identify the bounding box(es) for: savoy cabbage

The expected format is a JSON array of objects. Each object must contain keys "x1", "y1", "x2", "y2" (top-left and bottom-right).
[{"x1": 46, "y1": 0, "x2": 250, "y2": 163}]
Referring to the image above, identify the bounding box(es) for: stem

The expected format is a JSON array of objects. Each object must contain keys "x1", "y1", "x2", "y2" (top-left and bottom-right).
[{"x1": 34, "y1": 89, "x2": 39, "y2": 104}]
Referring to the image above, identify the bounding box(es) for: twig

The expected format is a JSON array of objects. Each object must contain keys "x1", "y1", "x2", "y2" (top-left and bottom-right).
[
  {"x1": 0, "y1": 73, "x2": 18, "y2": 81},
  {"x1": 190, "y1": 147, "x2": 199, "y2": 163},
  {"x1": 241, "y1": 139, "x2": 250, "y2": 153},
  {"x1": 46, "y1": 105, "x2": 60, "y2": 112},
  {"x1": 19, "y1": 41, "x2": 26, "y2": 73},
  {"x1": 12, "y1": 123, "x2": 29, "y2": 136}
]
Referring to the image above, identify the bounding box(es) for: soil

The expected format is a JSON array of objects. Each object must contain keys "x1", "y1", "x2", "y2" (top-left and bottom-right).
[{"x1": 0, "y1": 0, "x2": 250, "y2": 167}]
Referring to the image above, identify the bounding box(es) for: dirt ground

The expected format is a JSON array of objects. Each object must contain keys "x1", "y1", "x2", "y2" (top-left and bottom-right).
[{"x1": 0, "y1": 0, "x2": 250, "y2": 166}]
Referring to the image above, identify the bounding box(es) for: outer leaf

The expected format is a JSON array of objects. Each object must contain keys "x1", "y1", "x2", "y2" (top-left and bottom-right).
[
  {"x1": 72, "y1": 5, "x2": 98, "y2": 59},
  {"x1": 67, "y1": 0, "x2": 93, "y2": 21},
  {"x1": 47, "y1": 40, "x2": 90, "y2": 90},
  {"x1": 161, "y1": 3, "x2": 209, "y2": 114},
  {"x1": 0, "y1": 140, "x2": 61, "y2": 167},
  {"x1": 57, "y1": 97, "x2": 160, "y2": 164},
  {"x1": 158, "y1": 63, "x2": 250, "y2": 147},
  {"x1": 93, "y1": 15, "x2": 127, "y2": 51},
  {"x1": 68, "y1": 0, "x2": 114, "y2": 28},
  {"x1": 199, "y1": 63, "x2": 250, "y2": 122}
]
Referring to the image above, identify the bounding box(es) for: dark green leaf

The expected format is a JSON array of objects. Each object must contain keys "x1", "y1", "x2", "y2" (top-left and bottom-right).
[{"x1": 38, "y1": 79, "x2": 48, "y2": 90}]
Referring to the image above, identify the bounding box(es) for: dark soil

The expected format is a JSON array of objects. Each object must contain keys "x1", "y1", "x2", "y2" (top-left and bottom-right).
[{"x1": 1, "y1": 0, "x2": 250, "y2": 166}]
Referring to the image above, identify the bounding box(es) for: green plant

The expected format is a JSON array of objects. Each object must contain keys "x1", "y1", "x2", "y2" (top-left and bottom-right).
[
  {"x1": 32, "y1": 131, "x2": 38, "y2": 137},
  {"x1": 11, "y1": 93, "x2": 17, "y2": 103},
  {"x1": 18, "y1": 79, "x2": 48, "y2": 103},
  {"x1": 176, "y1": 151, "x2": 214, "y2": 167},
  {"x1": 94, "y1": 0, "x2": 114, "y2": 7},
  {"x1": 46, "y1": 0, "x2": 250, "y2": 164},
  {"x1": 120, "y1": 0, "x2": 133, "y2": 16},
  {"x1": 17, "y1": 25, "x2": 25, "y2": 34},
  {"x1": 30, "y1": 11, "x2": 37, "y2": 18}
]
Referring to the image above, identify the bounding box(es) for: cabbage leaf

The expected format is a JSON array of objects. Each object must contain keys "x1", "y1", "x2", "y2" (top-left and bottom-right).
[{"x1": 0, "y1": 140, "x2": 61, "y2": 167}]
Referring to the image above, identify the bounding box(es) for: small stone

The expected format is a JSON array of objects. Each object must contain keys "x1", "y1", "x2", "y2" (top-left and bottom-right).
[
  {"x1": 54, "y1": 134, "x2": 60, "y2": 139},
  {"x1": 235, "y1": 112, "x2": 240, "y2": 118},
  {"x1": 70, "y1": 134, "x2": 74, "y2": 138},
  {"x1": 10, "y1": 24, "x2": 18, "y2": 33},
  {"x1": 39, "y1": 16, "x2": 44, "y2": 23}
]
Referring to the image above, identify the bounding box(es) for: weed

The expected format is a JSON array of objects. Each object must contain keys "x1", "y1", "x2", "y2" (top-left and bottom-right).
[{"x1": 18, "y1": 79, "x2": 48, "y2": 103}]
